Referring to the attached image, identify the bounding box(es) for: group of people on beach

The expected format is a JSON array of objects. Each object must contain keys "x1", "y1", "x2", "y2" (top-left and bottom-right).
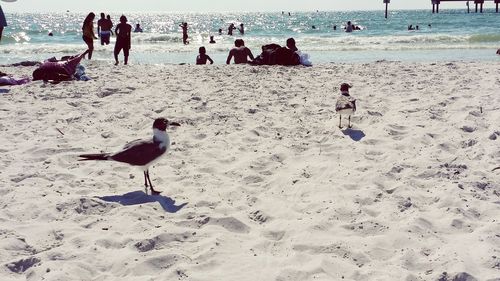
[
  {"x1": 81, "y1": 12, "x2": 132, "y2": 65},
  {"x1": 178, "y1": 22, "x2": 245, "y2": 45}
]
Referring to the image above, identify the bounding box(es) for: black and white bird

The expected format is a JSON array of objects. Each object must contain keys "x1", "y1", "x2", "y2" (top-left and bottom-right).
[
  {"x1": 335, "y1": 83, "x2": 356, "y2": 128},
  {"x1": 78, "y1": 118, "x2": 180, "y2": 195}
]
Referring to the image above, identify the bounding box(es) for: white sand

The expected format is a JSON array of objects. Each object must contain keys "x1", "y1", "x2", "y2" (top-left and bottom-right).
[{"x1": 0, "y1": 61, "x2": 499, "y2": 281}]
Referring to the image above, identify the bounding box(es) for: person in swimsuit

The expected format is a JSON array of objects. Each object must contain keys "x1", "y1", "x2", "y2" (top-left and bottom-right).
[
  {"x1": 196, "y1": 46, "x2": 214, "y2": 65},
  {"x1": 97, "y1": 12, "x2": 112, "y2": 45},
  {"x1": 226, "y1": 39, "x2": 254, "y2": 64},
  {"x1": 82, "y1": 12, "x2": 97, "y2": 59},
  {"x1": 114, "y1": 15, "x2": 132, "y2": 65}
]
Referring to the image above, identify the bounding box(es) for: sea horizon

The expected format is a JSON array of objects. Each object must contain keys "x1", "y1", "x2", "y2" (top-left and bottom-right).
[{"x1": 1, "y1": 9, "x2": 499, "y2": 65}]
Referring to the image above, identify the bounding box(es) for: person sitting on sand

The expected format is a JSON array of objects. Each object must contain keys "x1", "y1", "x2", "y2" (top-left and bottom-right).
[
  {"x1": 114, "y1": 15, "x2": 132, "y2": 65},
  {"x1": 226, "y1": 39, "x2": 254, "y2": 64},
  {"x1": 32, "y1": 51, "x2": 88, "y2": 82},
  {"x1": 209, "y1": 35, "x2": 216, "y2": 44},
  {"x1": 196, "y1": 46, "x2": 214, "y2": 65}
]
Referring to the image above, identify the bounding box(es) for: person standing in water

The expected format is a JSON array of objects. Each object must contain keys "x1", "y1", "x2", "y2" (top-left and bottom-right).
[
  {"x1": 228, "y1": 23, "x2": 236, "y2": 36},
  {"x1": 238, "y1": 23, "x2": 244, "y2": 35},
  {"x1": 179, "y1": 22, "x2": 188, "y2": 44},
  {"x1": 82, "y1": 12, "x2": 98, "y2": 59},
  {"x1": 97, "y1": 13, "x2": 112, "y2": 45},
  {"x1": 114, "y1": 15, "x2": 132, "y2": 65}
]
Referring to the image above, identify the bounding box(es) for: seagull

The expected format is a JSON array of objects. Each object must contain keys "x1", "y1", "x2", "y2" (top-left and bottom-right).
[
  {"x1": 78, "y1": 118, "x2": 180, "y2": 195},
  {"x1": 335, "y1": 83, "x2": 356, "y2": 129}
]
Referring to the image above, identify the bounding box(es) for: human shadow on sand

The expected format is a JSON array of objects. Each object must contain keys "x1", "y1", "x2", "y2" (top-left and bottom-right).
[
  {"x1": 342, "y1": 128, "x2": 366, "y2": 141},
  {"x1": 98, "y1": 191, "x2": 187, "y2": 213}
]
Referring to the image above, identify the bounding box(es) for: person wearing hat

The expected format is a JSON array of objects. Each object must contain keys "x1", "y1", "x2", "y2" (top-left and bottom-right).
[{"x1": 335, "y1": 83, "x2": 357, "y2": 129}]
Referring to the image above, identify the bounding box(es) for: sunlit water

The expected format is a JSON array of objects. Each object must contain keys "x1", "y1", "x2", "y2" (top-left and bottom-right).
[{"x1": 1, "y1": 10, "x2": 499, "y2": 64}]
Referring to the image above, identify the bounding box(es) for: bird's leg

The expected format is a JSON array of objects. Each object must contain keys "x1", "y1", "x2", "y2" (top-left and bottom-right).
[
  {"x1": 348, "y1": 116, "x2": 352, "y2": 128},
  {"x1": 338, "y1": 115, "x2": 342, "y2": 129},
  {"x1": 143, "y1": 171, "x2": 149, "y2": 193},
  {"x1": 146, "y1": 170, "x2": 162, "y2": 195}
]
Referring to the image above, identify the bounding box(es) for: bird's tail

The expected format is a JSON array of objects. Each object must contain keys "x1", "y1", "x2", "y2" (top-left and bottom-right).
[{"x1": 78, "y1": 153, "x2": 111, "y2": 161}]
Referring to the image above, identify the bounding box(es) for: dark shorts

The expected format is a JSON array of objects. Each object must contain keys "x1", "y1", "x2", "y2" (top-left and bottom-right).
[{"x1": 114, "y1": 40, "x2": 130, "y2": 57}]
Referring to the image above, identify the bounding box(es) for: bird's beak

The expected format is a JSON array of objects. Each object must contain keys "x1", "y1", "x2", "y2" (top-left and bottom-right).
[{"x1": 168, "y1": 121, "x2": 181, "y2": 127}]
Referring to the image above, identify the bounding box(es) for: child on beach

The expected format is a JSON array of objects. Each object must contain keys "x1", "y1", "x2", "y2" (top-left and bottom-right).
[
  {"x1": 114, "y1": 15, "x2": 132, "y2": 65},
  {"x1": 196, "y1": 47, "x2": 214, "y2": 65}
]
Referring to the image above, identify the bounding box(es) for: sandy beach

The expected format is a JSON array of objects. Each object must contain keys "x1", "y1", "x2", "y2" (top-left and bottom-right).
[{"x1": 0, "y1": 61, "x2": 499, "y2": 281}]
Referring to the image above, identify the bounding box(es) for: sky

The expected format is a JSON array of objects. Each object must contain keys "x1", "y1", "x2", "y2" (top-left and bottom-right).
[{"x1": 3, "y1": 0, "x2": 472, "y2": 13}]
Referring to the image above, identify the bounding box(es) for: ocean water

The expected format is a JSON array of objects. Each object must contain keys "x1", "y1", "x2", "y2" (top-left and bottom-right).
[{"x1": 0, "y1": 10, "x2": 499, "y2": 64}]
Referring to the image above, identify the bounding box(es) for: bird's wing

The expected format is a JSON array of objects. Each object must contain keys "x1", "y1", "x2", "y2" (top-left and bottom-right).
[
  {"x1": 111, "y1": 140, "x2": 166, "y2": 166},
  {"x1": 122, "y1": 139, "x2": 145, "y2": 150}
]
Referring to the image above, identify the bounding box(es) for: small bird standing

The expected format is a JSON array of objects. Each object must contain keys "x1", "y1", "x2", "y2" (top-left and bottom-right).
[
  {"x1": 335, "y1": 83, "x2": 356, "y2": 129},
  {"x1": 78, "y1": 118, "x2": 180, "y2": 195}
]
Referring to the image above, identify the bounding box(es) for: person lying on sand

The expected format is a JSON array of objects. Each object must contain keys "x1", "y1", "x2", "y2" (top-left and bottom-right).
[
  {"x1": 32, "y1": 51, "x2": 89, "y2": 82},
  {"x1": 0, "y1": 71, "x2": 30, "y2": 86}
]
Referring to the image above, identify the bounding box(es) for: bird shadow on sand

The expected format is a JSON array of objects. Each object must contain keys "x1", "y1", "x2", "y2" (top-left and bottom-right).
[
  {"x1": 342, "y1": 128, "x2": 366, "y2": 141},
  {"x1": 98, "y1": 191, "x2": 188, "y2": 213}
]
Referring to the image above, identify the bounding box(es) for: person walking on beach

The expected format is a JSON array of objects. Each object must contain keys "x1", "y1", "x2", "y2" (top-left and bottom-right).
[
  {"x1": 226, "y1": 39, "x2": 254, "y2": 64},
  {"x1": 179, "y1": 22, "x2": 188, "y2": 44},
  {"x1": 196, "y1": 46, "x2": 214, "y2": 65},
  {"x1": 82, "y1": 12, "x2": 98, "y2": 59},
  {"x1": 114, "y1": 15, "x2": 132, "y2": 65},
  {"x1": 97, "y1": 12, "x2": 112, "y2": 45}
]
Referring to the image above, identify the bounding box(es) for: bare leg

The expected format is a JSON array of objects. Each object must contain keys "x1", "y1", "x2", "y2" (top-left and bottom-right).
[
  {"x1": 124, "y1": 55, "x2": 128, "y2": 65},
  {"x1": 146, "y1": 170, "x2": 162, "y2": 195},
  {"x1": 0, "y1": 26, "x2": 3, "y2": 42},
  {"x1": 348, "y1": 116, "x2": 352, "y2": 128},
  {"x1": 338, "y1": 115, "x2": 342, "y2": 129},
  {"x1": 114, "y1": 47, "x2": 119, "y2": 65},
  {"x1": 143, "y1": 171, "x2": 149, "y2": 193}
]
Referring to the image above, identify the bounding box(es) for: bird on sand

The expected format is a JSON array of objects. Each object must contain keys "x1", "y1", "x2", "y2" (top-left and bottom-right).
[
  {"x1": 335, "y1": 83, "x2": 356, "y2": 129},
  {"x1": 78, "y1": 118, "x2": 180, "y2": 195}
]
